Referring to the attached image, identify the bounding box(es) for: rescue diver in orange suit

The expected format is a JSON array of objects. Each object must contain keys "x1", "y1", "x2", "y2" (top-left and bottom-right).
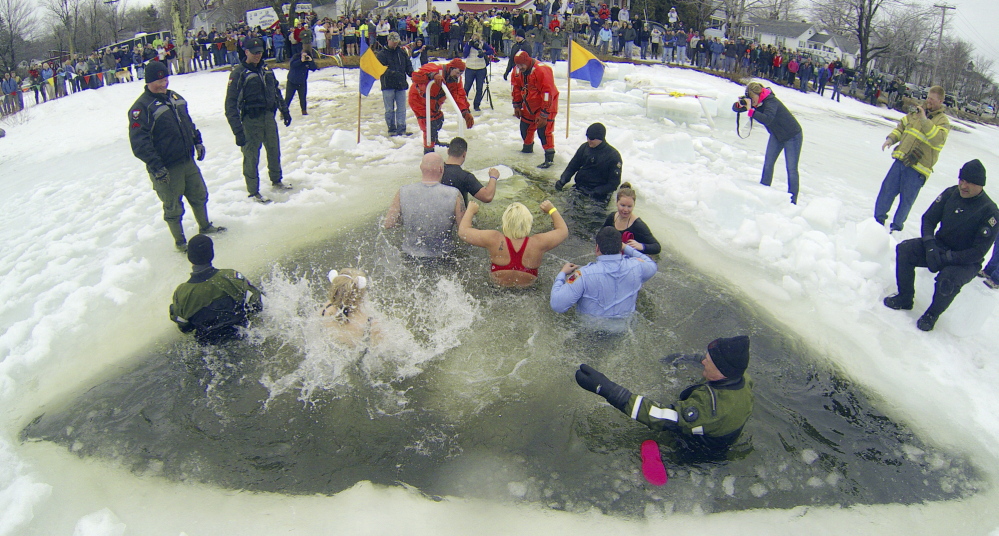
[
  {"x1": 511, "y1": 51, "x2": 559, "y2": 169},
  {"x1": 408, "y1": 59, "x2": 474, "y2": 154}
]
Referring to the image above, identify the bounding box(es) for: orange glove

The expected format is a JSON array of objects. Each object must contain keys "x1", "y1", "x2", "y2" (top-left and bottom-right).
[{"x1": 463, "y1": 110, "x2": 474, "y2": 128}]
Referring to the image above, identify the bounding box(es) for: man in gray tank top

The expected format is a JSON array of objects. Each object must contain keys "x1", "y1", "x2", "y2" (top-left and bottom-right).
[{"x1": 385, "y1": 153, "x2": 465, "y2": 258}]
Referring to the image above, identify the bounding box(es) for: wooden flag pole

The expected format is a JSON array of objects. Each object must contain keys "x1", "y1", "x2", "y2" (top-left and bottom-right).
[
  {"x1": 357, "y1": 90, "x2": 362, "y2": 144},
  {"x1": 566, "y1": 39, "x2": 572, "y2": 139}
]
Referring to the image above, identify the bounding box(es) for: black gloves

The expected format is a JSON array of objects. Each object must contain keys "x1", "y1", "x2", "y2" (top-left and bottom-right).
[
  {"x1": 554, "y1": 178, "x2": 567, "y2": 191},
  {"x1": 281, "y1": 109, "x2": 292, "y2": 126},
  {"x1": 575, "y1": 364, "x2": 631, "y2": 412},
  {"x1": 235, "y1": 132, "x2": 246, "y2": 147},
  {"x1": 923, "y1": 237, "x2": 941, "y2": 273},
  {"x1": 195, "y1": 144, "x2": 206, "y2": 161},
  {"x1": 151, "y1": 166, "x2": 169, "y2": 184}
]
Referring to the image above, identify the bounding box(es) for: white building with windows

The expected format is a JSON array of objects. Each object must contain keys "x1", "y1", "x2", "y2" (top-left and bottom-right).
[{"x1": 744, "y1": 18, "x2": 858, "y2": 68}]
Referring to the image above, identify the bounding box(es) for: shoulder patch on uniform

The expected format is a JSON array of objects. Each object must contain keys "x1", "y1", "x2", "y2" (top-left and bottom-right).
[
  {"x1": 567, "y1": 270, "x2": 581, "y2": 283},
  {"x1": 989, "y1": 216, "x2": 997, "y2": 227},
  {"x1": 683, "y1": 406, "x2": 699, "y2": 423},
  {"x1": 130, "y1": 109, "x2": 141, "y2": 120},
  {"x1": 935, "y1": 194, "x2": 943, "y2": 203},
  {"x1": 235, "y1": 272, "x2": 244, "y2": 279}
]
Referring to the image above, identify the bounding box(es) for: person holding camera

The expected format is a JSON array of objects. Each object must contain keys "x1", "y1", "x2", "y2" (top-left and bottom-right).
[
  {"x1": 377, "y1": 32, "x2": 415, "y2": 137},
  {"x1": 285, "y1": 51, "x2": 318, "y2": 116},
  {"x1": 874, "y1": 85, "x2": 950, "y2": 232},
  {"x1": 738, "y1": 81, "x2": 803, "y2": 204},
  {"x1": 130, "y1": 62, "x2": 223, "y2": 251},
  {"x1": 463, "y1": 32, "x2": 495, "y2": 112}
]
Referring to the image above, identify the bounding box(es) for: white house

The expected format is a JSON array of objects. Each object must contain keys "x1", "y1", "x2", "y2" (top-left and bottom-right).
[{"x1": 745, "y1": 19, "x2": 857, "y2": 68}]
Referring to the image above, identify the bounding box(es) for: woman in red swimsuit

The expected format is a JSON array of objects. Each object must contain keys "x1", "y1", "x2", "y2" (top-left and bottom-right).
[{"x1": 458, "y1": 199, "x2": 568, "y2": 288}]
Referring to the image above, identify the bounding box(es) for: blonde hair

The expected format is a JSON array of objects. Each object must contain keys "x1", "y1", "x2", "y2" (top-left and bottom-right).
[
  {"x1": 326, "y1": 268, "x2": 368, "y2": 321},
  {"x1": 616, "y1": 182, "x2": 636, "y2": 203},
  {"x1": 928, "y1": 85, "x2": 945, "y2": 99},
  {"x1": 745, "y1": 81, "x2": 764, "y2": 96},
  {"x1": 501, "y1": 202, "x2": 533, "y2": 239}
]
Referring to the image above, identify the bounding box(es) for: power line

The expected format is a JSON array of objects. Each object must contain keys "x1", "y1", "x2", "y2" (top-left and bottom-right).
[{"x1": 952, "y1": 11, "x2": 999, "y2": 61}]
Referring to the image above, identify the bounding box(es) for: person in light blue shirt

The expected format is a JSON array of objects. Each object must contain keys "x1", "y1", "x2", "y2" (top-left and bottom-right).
[{"x1": 550, "y1": 226, "x2": 657, "y2": 322}]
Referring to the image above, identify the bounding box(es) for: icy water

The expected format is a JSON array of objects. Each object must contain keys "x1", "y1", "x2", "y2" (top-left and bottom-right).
[{"x1": 20, "y1": 171, "x2": 980, "y2": 516}]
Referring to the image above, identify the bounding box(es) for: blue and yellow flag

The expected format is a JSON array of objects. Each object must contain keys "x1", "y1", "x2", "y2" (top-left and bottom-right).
[
  {"x1": 358, "y1": 39, "x2": 387, "y2": 97},
  {"x1": 569, "y1": 39, "x2": 604, "y2": 88}
]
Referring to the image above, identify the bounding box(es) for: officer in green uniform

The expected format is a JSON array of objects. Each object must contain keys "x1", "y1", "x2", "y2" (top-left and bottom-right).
[
  {"x1": 129, "y1": 61, "x2": 223, "y2": 251},
  {"x1": 575, "y1": 335, "x2": 754, "y2": 450},
  {"x1": 170, "y1": 235, "x2": 263, "y2": 345},
  {"x1": 224, "y1": 37, "x2": 293, "y2": 204}
]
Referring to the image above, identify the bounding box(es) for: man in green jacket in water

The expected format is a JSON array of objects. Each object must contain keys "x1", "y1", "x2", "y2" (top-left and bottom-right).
[
  {"x1": 575, "y1": 335, "x2": 754, "y2": 450},
  {"x1": 170, "y1": 235, "x2": 263, "y2": 345}
]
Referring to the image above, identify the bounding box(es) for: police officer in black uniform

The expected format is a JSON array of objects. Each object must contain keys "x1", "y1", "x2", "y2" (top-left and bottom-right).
[
  {"x1": 555, "y1": 122, "x2": 623, "y2": 201},
  {"x1": 574, "y1": 336, "x2": 754, "y2": 451},
  {"x1": 129, "y1": 61, "x2": 223, "y2": 251},
  {"x1": 225, "y1": 37, "x2": 292, "y2": 204},
  {"x1": 504, "y1": 30, "x2": 529, "y2": 81},
  {"x1": 885, "y1": 159, "x2": 999, "y2": 331}
]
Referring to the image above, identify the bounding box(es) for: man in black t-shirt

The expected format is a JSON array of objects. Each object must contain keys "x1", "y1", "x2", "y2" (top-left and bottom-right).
[{"x1": 441, "y1": 137, "x2": 497, "y2": 206}]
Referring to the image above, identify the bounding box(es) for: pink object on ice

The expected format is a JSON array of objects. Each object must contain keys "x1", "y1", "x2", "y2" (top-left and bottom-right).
[{"x1": 641, "y1": 440, "x2": 668, "y2": 486}]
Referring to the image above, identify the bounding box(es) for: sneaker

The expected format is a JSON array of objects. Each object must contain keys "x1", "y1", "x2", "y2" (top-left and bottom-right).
[
  {"x1": 249, "y1": 193, "x2": 272, "y2": 204},
  {"x1": 175, "y1": 241, "x2": 188, "y2": 253},
  {"x1": 977, "y1": 270, "x2": 988, "y2": 278},
  {"x1": 302, "y1": 110, "x2": 308, "y2": 115},
  {"x1": 916, "y1": 312, "x2": 938, "y2": 331},
  {"x1": 473, "y1": 107, "x2": 481, "y2": 112},
  {"x1": 397, "y1": 131, "x2": 413, "y2": 137},
  {"x1": 272, "y1": 182, "x2": 293, "y2": 190},
  {"x1": 883, "y1": 294, "x2": 913, "y2": 310},
  {"x1": 985, "y1": 278, "x2": 999, "y2": 290},
  {"x1": 199, "y1": 224, "x2": 227, "y2": 234}
]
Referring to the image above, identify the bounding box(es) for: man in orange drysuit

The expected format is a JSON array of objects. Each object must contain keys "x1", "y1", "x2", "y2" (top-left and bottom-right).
[
  {"x1": 408, "y1": 58, "x2": 474, "y2": 154},
  {"x1": 511, "y1": 51, "x2": 559, "y2": 168}
]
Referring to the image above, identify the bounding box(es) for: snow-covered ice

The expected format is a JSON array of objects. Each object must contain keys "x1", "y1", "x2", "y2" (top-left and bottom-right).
[{"x1": 1, "y1": 60, "x2": 998, "y2": 534}]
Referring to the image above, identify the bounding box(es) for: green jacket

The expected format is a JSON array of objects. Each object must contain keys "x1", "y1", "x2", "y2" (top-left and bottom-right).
[
  {"x1": 170, "y1": 267, "x2": 263, "y2": 344},
  {"x1": 623, "y1": 375, "x2": 754, "y2": 448},
  {"x1": 887, "y1": 107, "x2": 950, "y2": 178}
]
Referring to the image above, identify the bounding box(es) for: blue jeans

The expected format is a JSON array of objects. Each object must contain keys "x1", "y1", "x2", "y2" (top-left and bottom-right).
[
  {"x1": 382, "y1": 88, "x2": 407, "y2": 134},
  {"x1": 761, "y1": 132, "x2": 802, "y2": 204},
  {"x1": 874, "y1": 159, "x2": 925, "y2": 231},
  {"x1": 464, "y1": 67, "x2": 486, "y2": 109}
]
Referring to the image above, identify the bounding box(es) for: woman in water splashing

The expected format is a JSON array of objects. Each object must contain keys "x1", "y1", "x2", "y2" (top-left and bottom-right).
[
  {"x1": 458, "y1": 200, "x2": 568, "y2": 288},
  {"x1": 320, "y1": 268, "x2": 380, "y2": 345}
]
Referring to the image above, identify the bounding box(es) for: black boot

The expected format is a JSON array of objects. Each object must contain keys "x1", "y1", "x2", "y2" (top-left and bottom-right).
[
  {"x1": 916, "y1": 312, "x2": 939, "y2": 331},
  {"x1": 883, "y1": 294, "x2": 913, "y2": 310},
  {"x1": 537, "y1": 149, "x2": 556, "y2": 169},
  {"x1": 424, "y1": 146, "x2": 435, "y2": 154},
  {"x1": 521, "y1": 143, "x2": 534, "y2": 154}
]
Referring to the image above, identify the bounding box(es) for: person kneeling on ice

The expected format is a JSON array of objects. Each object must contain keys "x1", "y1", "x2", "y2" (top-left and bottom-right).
[
  {"x1": 409, "y1": 59, "x2": 474, "y2": 154},
  {"x1": 511, "y1": 51, "x2": 559, "y2": 168},
  {"x1": 320, "y1": 268, "x2": 382, "y2": 346},
  {"x1": 555, "y1": 122, "x2": 623, "y2": 202},
  {"x1": 550, "y1": 226, "x2": 657, "y2": 328},
  {"x1": 883, "y1": 159, "x2": 999, "y2": 331},
  {"x1": 575, "y1": 336, "x2": 754, "y2": 450},
  {"x1": 170, "y1": 235, "x2": 263, "y2": 345}
]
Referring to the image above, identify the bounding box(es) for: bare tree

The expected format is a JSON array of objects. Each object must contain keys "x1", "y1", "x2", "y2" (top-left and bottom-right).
[
  {"x1": 871, "y1": 3, "x2": 935, "y2": 82},
  {"x1": 810, "y1": 0, "x2": 897, "y2": 75},
  {"x1": 46, "y1": 0, "x2": 83, "y2": 55},
  {"x1": 748, "y1": 0, "x2": 801, "y2": 21},
  {"x1": 677, "y1": 0, "x2": 721, "y2": 33},
  {"x1": 0, "y1": 0, "x2": 37, "y2": 70}
]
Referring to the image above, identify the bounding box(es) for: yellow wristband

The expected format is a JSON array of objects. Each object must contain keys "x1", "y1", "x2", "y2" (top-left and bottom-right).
[{"x1": 547, "y1": 207, "x2": 557, "y2": 215}]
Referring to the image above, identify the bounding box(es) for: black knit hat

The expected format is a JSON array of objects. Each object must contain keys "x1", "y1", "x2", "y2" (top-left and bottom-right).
[
  {"x1": 586, "y1": 122, "x2": 606, "y2": 141},
  {"x1": 959, "y1": 159, "x2": 986, "y2": 186},
  {"x1": 707, "y1": 336, "x2": 750, "y2": 379},
  {"x1": 145, "y1": 61, "x2": 169, "y2": 84},
  {"x1": 516, "y1": 29, "x2": 526, "y2": 38},
  {"x1": 187, "y1": 234, "x2": 215, "y2": 265}
]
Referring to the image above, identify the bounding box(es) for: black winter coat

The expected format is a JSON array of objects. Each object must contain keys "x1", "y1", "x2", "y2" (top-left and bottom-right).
[
  {"x1": 751, "y1": 90, "x2": 802, "y2": 143},
  {"x1": 923, "y1": 186, "x2": 999, "y2": 264},
  {"x1": 558, "y1": 140, "x2": 623, "y2": 199},
  {"x1": 128, "y1": 88, "x2": 202, "y2": 172},
  {"x1": 376, "y1": 45, "x2": 413, "y2": 90}
]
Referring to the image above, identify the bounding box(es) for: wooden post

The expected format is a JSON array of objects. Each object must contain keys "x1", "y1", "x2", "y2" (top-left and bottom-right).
[{"x1": 566, "y1": 39, "x2": 572, "y2": 138}]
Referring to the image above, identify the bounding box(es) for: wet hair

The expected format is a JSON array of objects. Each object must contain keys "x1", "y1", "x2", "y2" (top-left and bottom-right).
[
  {"x1": 502, "y1": 203, "x2": 533, "y2": 239},
  {"x1": 595, "y1": 226, "x2": 623, "y2": 255},
  {"x1": 326, "y1": 268, "x2": 368, "y2": 321},
  {"x1": 745, "y1": 81, "x2": 764, "y2": 95},
  {"x1": 447, "y1": 137, "x2": 468, "y2": 157},
  {"x1": 616, "y1": 182, "x2": 636, "y2": 203}
]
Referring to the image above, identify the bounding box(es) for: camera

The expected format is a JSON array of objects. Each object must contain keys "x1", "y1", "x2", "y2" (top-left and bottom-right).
[{"x1": 732, "y1": 93, "x2": 751, "y2": 113}]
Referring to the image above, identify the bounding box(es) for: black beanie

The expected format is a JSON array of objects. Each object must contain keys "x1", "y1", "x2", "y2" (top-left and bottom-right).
[
  {"x1": 959, "y1": 159, "x2": 986, "y2": 186},
  {"x1": 145, "y1": 61, "x2": 169, "y2": 84},
  {"x1": 516, "y1": 29, "x2": 526, "y2": 38},
  {"x1": 187, "y1": 234, "x2": 215, "y2": 265},
  {"x1": 707, "y1": 336, "x2": 750, "y2": 379},
  {"x1": 586, "y1": 122, "x2": 606, "y2": 141}
]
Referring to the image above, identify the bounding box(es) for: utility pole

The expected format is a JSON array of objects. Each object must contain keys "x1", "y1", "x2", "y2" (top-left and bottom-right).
[{"x1": 931, "y1": 3, "x2": 955, "y2": 86}]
